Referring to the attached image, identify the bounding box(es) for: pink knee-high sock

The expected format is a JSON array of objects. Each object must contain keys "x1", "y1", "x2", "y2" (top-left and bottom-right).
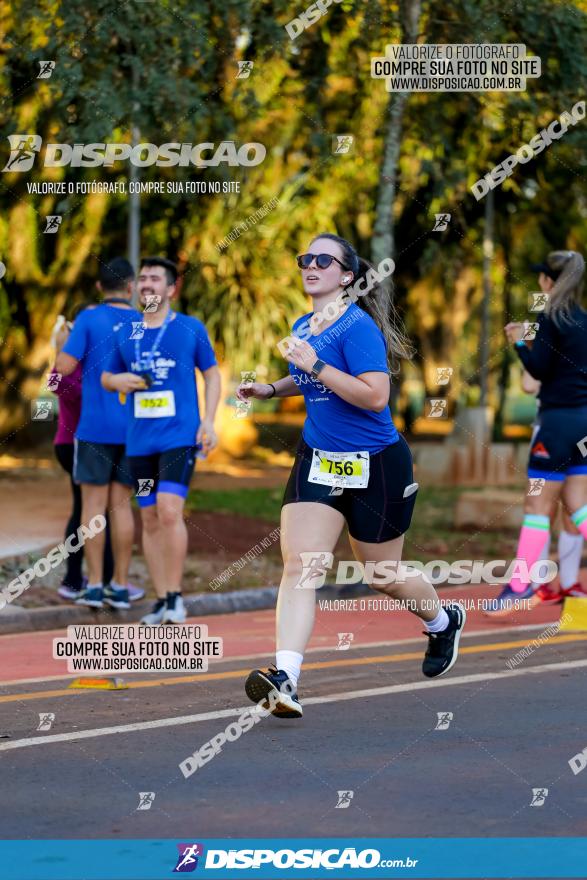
[
  {"x1": 571, "y1": 505, "x2": 587, "y2": 541},
  {"x1": 510, "y1": 514, "x2": 550, "y2": 593}
]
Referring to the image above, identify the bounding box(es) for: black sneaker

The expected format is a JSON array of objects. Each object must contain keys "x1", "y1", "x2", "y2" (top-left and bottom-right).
[
  {"x1": 245, "y1": 665, "x2": 303, "y2": 719},
  {"x1": 422, "y1": 603, "x2": 466, "y2": 678}
]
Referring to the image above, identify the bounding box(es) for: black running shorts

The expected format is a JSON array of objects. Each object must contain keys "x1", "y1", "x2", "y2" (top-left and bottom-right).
[
  {"x1": 528, "y1": 406, "x2": 587, "y2": 481},
  {"x1": 73, "y1": 440, "x2": 133, "y2": 487},
  {"x1": 282, "y1": 435, "x2": 418, "y2": 543},
  {"x1": 127, "y1": 446, "x2": 197, "y2": 507}
]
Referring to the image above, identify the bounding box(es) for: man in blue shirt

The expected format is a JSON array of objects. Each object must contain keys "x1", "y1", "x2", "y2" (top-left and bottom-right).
[
  {"x1": 102, "y1": 257, "x2": 221, "y2": 624},
  {"x1": 55, "y1": 257, "x2": 139, "y2": 610}
]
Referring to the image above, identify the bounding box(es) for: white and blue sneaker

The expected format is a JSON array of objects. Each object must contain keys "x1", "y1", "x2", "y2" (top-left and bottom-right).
[
  {"x1": 127, "y1": 582, "x2": 145, "y2": 602},
  {"x1": 103, "y1": 584, "x2": 130, "y2": 610},
  {"x1": 75, "y1": 585, "x2": 104, "y2": 609},
  {"x1": 245, "y1": 665, "x2": 303, "y2": 719},
  {"x1": 140, "y1": 598, "x2": 166, "y2": 625},
  {"x1": 163, "y1": 592, "x2": 186, "y2": 624}
]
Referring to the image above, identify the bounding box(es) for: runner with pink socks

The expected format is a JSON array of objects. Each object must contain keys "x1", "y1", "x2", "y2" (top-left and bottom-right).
[{"x1": 488, "y1": 250, "x2": 587, "y2": 616}]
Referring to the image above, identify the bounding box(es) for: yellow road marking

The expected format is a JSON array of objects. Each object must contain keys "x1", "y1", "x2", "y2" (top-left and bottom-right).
[{"x1": 1, "y1": 632, "x2": 585, "y2": 704}]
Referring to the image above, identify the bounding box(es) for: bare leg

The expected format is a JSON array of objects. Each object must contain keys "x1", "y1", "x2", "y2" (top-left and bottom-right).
[
  {"x1": 349, "y1": 534, "x2": 441, "y2": 623},
  {"x1": 561, "y1": 474, "x2": 587, "y2": 518},
  {"x1": 156, "y1": 492, "x2": 188, "y2": 593},
  {"x1": 140, "y1": 505, "x2": 168, "y2": 599},
  {"x1": 80, "y1": 483, "x2": 108, "y2": 584},
  {"x1": 108, "y1": 482, "x2": 134, "y2": 585},
  {"x1": 277, "y1": 502, "x2": 345, "y2": 654},
  {"x1": 524, "y1": 478, "x2": 563, "y2": 517}
]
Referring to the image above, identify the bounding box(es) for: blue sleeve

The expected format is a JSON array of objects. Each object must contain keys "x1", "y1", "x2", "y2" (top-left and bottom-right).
[
  {"x1": 514, "y1": 315, "x2": 555, "y2": 380},
  {"x1": 62, "y1": 311, "x2": 89, "y2": 362},
  {"x1": 342, "y1": 316, "x2": 389, "y2": 376},
  {"x1": 105, "y1": 334, "x2": 126, "y2": 374},
  {"x1": 194, "y1": 321, "x2": 217, "y2": 371}
]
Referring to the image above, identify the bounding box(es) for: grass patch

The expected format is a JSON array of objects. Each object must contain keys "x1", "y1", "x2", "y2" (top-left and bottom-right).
[
  {"x1": 187, "y1": 484, "x2": 519, "y2": 563},
  {"x1": 186, "y1": 487, "x2": 282, "y2": 522}
]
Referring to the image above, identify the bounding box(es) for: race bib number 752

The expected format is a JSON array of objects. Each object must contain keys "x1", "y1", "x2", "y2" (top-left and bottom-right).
[{"x1": 134, "y1": 390, "x2": 176, "y2": 419}]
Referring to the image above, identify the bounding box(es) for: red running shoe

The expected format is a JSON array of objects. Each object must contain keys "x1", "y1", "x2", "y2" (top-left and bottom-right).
[
  {"x1": 529, "y1": 584, "x2": 564, "y2": 607},
  {"x1": 561, "y1": 582, "x2": 587, "y2": 599}
]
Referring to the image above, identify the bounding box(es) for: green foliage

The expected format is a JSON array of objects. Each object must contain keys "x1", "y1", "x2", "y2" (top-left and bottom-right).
[{"x1": 1, "y1": 0, "x2": 587, "y2": 433}]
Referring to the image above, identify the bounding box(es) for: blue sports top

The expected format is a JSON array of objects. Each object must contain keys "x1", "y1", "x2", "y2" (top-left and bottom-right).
[
  {"x1": 108, "y1": 311, "x2": 217, "y2": 455},
  {"x1": 288, "y1": 303, "x2": 398, "y2": 453},
  {"x1": 63, "y1": 303, "x2": 139, "y2": 444}
]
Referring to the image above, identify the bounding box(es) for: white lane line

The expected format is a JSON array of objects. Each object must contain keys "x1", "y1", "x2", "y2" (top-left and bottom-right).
[
  {"x1": 0, "y1": 621, "x2": 562, "y2": 687},
  {"x1": 1, "y1": 657, "x2": 586, "y2": 753}
]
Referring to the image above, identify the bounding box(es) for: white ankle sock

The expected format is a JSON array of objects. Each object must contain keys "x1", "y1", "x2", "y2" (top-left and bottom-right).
[
  {"x1": 275, "y1": 650, "x2": 303, "y2": 688},
  {"x1": 558, "y1": 530, "x2": 584, "y2": 589},
  {"x1": 425, "y1": 608, "x2": 450, "y2": 633}
]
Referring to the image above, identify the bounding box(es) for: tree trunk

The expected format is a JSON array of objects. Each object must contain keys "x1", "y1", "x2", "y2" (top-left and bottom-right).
[
  {"x1": 479, "y1": 187, "x2": 494, "y2": 406},
  {"x1": 127, "y1": 64, "x2": 141, "y2": 293},
  {"x1": 494, "y1": 229, "x2": 512, "y2": 441},
  {"x1": 371, "y1": 0, "x2": 422, "y2": 265}
]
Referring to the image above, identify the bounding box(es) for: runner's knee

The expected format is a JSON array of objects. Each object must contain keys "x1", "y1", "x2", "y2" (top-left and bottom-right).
[
  {"x1": 156, "y1": 500, "x2": 184, "y2": 529},
  {"x1": 141, "y1": 506, "x2": 160, "y2": 533},
  {"x1": 282, "y1": 551, "x2": 305, "y2": 579}
]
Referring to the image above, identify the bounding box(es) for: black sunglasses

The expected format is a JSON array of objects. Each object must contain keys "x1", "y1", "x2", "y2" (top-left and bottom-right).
[{"x1": 296, "y1": 252, "x2": 348, "y2": 271}]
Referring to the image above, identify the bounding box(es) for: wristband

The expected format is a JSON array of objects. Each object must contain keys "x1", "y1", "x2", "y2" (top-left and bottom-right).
[{"x1": 267, "y1": 383, "x2": 276, "y2": 398}]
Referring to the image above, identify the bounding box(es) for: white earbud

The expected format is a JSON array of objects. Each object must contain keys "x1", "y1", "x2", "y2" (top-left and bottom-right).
[{"x1": 342, "y1": 276, "x2": 351, "y2": 284}]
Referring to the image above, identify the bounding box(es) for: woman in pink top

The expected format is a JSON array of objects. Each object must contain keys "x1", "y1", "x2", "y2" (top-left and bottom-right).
[{"x1": 51, "y1": 319, "x2": 117, "y2": 598}]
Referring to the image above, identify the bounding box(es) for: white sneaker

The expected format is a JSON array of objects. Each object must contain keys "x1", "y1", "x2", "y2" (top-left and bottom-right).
[
  {"x1": 163, "y1": 593, "x2": 186, "y2": 623},
  {"x1": 140, "y1": 598, "x2": 166, "y2": 625}
]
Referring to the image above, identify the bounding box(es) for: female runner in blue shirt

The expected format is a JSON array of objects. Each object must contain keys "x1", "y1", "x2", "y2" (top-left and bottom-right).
[{"x1": 238, "y1": 233, "x2": 466, "y2": 718}]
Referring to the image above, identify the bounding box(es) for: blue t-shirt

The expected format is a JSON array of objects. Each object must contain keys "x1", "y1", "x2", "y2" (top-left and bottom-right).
[
  {"x1": 63, "y1": 304, "x2": 139, "y2": 444},
  {"x1": 289, "y1": 303, "x2": 398, "y2": 453},
  {"x1": 109, "y1": 311, "x2": 217, "y2": 456}
]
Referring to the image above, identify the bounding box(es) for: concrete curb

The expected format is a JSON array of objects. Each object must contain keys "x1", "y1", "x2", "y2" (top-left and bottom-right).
[{"x1": 0, "y1": 582, "x2": 372, "y2": 635}]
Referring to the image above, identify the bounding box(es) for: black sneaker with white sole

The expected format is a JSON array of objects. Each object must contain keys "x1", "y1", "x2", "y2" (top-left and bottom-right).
[
  {"x1": 422, "y1": 603, "x2": 466, "y2": 678},
  {"x1": 245, "y1": 665, "x2": 303, "y2": 719}
]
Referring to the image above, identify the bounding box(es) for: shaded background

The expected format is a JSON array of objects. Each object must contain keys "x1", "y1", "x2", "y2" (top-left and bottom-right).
[{"x1": 1, "y1": 0, "x2": 587, "y2": 445}]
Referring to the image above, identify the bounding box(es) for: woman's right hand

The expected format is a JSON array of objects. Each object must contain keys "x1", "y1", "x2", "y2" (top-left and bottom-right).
[
  {"x1": 236, "y1": 381, "x2": 274, "y2": 401},
  {"x1": 52, "y1": 316, "x2": 71, "y2": 352},
  {"x1": 110, "y1": 373, "x2": 148, "y2": 393}
]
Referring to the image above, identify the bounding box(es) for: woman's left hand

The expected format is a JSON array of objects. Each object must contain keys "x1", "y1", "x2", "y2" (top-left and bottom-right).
[
  {"x1": 283, "y1": 338, "x2": 319, "y2": 373},
  {"x1": 504, "y1": 322, "x2": 525, "y2": 344}
]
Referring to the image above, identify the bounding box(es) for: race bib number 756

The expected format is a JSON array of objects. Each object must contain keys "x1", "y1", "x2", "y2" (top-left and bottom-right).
[{"x1": 308, "y1": 449, "x2": 370, "y2": 489}]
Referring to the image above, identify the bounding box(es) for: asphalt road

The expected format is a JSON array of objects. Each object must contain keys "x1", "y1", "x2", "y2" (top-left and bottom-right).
[{"x1": 1, "y1": 615, "x2": 586, "y2": 842}]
